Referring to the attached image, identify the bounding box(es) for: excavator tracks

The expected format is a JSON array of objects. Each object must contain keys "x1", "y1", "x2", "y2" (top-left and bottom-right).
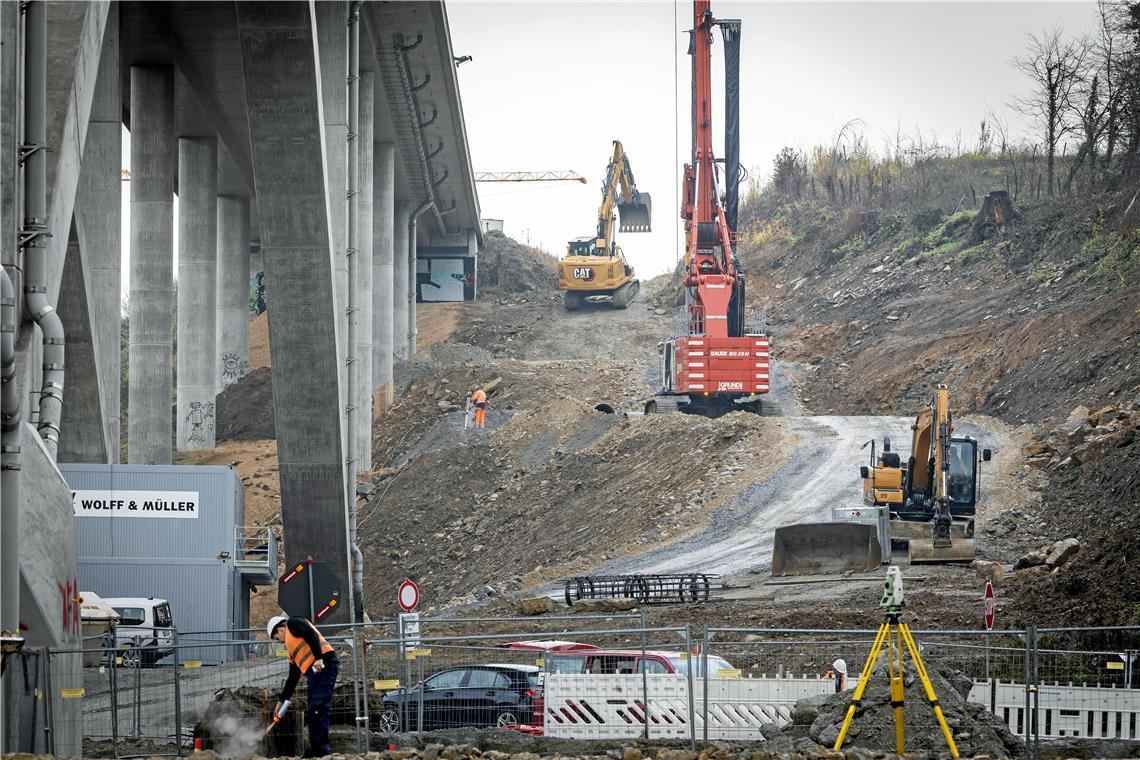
[
  {"x1": 563, "y1": 279, "x2": 639, "y2": 312},
  {"x1": 611, "y1": 278, "x2": 639, "y2": 309}
]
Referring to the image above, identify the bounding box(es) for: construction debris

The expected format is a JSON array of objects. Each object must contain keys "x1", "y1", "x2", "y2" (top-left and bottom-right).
[
  {"x1": 518, "y1": 596, "x2": 556, "y2": 616},
  {"x1": 1014, "y1": 538, "x2": 1081, "y2": 573},
  {"x1": 193, "y1": 687, "x2": 303, "y2": 758}
]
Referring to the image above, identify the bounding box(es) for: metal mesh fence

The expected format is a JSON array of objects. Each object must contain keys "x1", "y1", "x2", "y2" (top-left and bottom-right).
[{"x1": 5, "y1": 619, "x2": 1140, "y2": 758}]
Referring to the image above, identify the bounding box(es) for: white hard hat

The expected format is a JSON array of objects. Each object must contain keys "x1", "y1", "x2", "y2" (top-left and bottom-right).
[
  {"x1": 267, "y1": 615, "x2": 287, "y2": 638},
  {"x1": 832, "y1": 658, "x2": 848, "y2": 675}
]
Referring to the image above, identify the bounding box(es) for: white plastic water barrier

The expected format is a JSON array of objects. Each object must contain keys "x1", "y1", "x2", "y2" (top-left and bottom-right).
[{"x1": 542, "y1": 674, "x2": 832, "y2": 740}]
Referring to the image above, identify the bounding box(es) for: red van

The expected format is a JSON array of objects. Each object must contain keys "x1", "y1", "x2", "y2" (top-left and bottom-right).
[{"x1": 501, "y1": 641, "x2": 735, "y2": 730}]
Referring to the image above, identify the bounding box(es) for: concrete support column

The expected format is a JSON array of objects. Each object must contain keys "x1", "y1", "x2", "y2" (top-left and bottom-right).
[
  {"x1": 356, "y1": 71, "x2": 374, "y2": 469},
  {"x1": 176, "y1": 137, "x2": 218, "y2": 451},
  {"x1": 392, "y1": 202, "x2": 411, "y2": 360},
  {"x1": 235, "y1": 0, "x2": 349, "y2": 622},
  {"x1": 127, "y1": 65, "x2": 175, "y2": 465},
  {"x1": 216, "y1": 196, "x2": 251, "y2": 392},
  {"x1": 74, "y1": 2, "x2": 120, "y2": 462},
  {"x1": 408, "y1": 223, "x2": 418, "y2": 356},
  {"x1": 316, "y1": 0, "x2": 348, "y2": 401},
  {"x1": 372, "y1": 143, "x2": 394, "y2": 412}
]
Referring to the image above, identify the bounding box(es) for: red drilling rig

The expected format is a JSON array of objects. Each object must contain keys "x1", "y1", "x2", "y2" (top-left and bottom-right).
[{"x1": 647, "y1": 0, "x2": 771, "y2": 417}]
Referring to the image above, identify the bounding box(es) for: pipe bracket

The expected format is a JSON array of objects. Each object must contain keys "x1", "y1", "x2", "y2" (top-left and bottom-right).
[
  {"x1": 18, "y1": 142, "x2": 46, "y2": 164},
  {"x1": 398, "y1": 33, "x2": 423, "y2": 52},
  {"x1": 18, "y1": 231, "x2": 51, "y2": 250},
  {"x1": 418, "y1": 107, "x2": 438, "y2": 129}
]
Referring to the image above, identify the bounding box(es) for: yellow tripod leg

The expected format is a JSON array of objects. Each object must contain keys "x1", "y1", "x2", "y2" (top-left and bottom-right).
[
  {"x1": 889, "y1": 625, "x2": 905, "y2": 755},
  {"x1": 899, "y1": 623, "x2": 960, "y2": 759},
  {"x1": 833, "y1": 622, "x2": 889, "y2": 751}
]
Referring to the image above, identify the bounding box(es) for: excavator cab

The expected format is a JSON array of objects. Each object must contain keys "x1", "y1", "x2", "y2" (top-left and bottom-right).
[{"x1": 616, "y1": 191, "x2": 652, "y2": 233}]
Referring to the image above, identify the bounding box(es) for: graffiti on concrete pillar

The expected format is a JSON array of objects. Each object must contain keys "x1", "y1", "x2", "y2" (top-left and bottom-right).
[
  {"x1": 186, "y1": 401, "x2": 216, "y2": 445},
  {"x1": 59, "y1": 577, "x2": 80, "y2": 636},
  {"x1": 221, "y1": 352, "x2": 250, "y2": 387},
  {"x1": 250, "y1": 271, "x2": 267, "y2": 316}
]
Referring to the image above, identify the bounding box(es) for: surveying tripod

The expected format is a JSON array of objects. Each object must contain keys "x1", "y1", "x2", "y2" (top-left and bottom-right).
[{"x1": 833, "y1": 566, "x2": 960, "y2": 759}]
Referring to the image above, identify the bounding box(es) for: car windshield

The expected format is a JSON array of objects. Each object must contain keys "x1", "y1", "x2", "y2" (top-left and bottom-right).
[
  {"x1": 546, "y1": 655, "x2": 587, "y2": 674},
  {"x1": 113, "y1": 607, "x2": 146, "y2": 626},
  {"x1": 667, "y1": 655, "x2": 735, "y2": 676}
]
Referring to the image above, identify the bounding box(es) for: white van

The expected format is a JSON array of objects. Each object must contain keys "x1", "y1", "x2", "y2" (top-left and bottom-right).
[{"x1": 103, "y1": 597, "x2": 174, "y2": 667}]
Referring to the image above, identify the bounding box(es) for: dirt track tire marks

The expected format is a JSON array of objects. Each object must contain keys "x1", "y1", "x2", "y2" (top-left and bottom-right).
[{"x1": 599, "y1": 414, "x2": 914, "y2": 578}]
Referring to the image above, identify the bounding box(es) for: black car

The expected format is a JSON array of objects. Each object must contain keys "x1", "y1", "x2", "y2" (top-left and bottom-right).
[{"x1": 377, "y1": 664, "x2": 539, "y2": 732}]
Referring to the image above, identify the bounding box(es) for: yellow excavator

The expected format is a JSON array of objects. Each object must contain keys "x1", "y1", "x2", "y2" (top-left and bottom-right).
[
  {"x1": 862, "y1": 384, "x2": 992, "y2": 562},
  {"x1": 772, "y1": 384, "x2": 991, "y2": 575},
  {"x1": 558, "y1": 141, "x2": 650, "y2": 311}
]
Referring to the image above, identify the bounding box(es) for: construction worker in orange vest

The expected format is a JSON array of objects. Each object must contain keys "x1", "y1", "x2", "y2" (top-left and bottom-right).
[
  {"x1": 268, "y1": 614, "x2": 338, "y2": 756},
  {"x1": 822, "y1": 658, "x2": 848, "y2": 693},
  {"x1": 471, "y1": 387, "x2": 488, "y2": 429}
]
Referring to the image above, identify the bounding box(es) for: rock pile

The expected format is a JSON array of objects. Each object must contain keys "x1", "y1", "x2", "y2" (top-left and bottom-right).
[
  {"x1": 760, "y1": 660, "x2": 1024, "y2": 758},
  {"x1": 1012, "y1": 538, "x2": 1080, "y2": 575},
  {"x1": 1021, "y1": 402, "x2": 1138, "y2": 470}
]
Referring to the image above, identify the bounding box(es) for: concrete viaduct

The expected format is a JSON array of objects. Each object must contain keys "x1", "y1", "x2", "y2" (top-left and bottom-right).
[{"x1": 1, "y1": 2, "x2": 482, "y2": 734}]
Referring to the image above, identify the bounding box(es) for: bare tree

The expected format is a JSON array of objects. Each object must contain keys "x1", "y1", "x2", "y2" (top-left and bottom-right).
[{"x1": 1013, "y1": 30, "x2": 1089, "y2": 195}]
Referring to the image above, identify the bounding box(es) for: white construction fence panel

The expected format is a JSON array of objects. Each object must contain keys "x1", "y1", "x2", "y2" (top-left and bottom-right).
[
  {"x1": 542, "y1": 674, "x2": 832, "y2": 740},
  {"x1": 546, "y1": 674, "x2": 1140, "y2": 742},
  {"x1": 968, "y1": 680, "x2": 1140, "y2": 741}
]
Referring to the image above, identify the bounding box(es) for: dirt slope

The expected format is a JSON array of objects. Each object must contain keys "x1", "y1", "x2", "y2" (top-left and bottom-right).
[
  {"x1": 735, "y1": 192, "x2": 1139, "y2": 425},
  {"x1": 362, "y1": 296, "x2": 796, "y2": 614}
]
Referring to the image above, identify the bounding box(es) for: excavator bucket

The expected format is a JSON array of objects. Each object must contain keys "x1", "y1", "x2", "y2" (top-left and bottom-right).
[
  {"x1": 907, "y1": 537, "x2": 976, "y2": 564},
  {"x1": 771, "y1": 522, "x2": 882, "y2": 576},
  {"x1": 617, "y1": 192, "x2": 652, "y2": 232}
]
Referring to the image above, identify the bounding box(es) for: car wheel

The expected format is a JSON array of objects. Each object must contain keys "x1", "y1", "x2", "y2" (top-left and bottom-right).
[
  {"x1": 120, "y1": 648, "x2": 140, "y2": 669},
  {"x1": 377, "y1": 706, "x2": 401, "y2": 734},
  {"x1": 495, "y1": 711, "x2": 519, "y2": 728}
]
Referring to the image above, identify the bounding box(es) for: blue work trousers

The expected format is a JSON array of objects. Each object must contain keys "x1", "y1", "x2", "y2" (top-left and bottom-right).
[{"x1": 305, "y1": 657, "x2": 339, "y2": 756}]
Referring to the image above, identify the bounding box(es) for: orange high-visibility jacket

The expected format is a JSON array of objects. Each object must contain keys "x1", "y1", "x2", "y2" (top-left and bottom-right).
[
  {"x1": 472, "y1": 389, "x2": 487, "y2": 405},
  {"x1": 284, "y1": 620, "x2": 334, "y2": 674}
]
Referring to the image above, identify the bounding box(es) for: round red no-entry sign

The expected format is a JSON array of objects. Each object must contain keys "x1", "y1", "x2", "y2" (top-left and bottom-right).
[
  {"x1": 984, "y1": 580, "x2": 996, "y2": 631},
  {"x1": 398, "y1": 578, "x2": 420, "y2": 612}
]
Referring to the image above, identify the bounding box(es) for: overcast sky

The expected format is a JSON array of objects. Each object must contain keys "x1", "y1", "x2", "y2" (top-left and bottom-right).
[{"x1": 448, "y1": 1, "x2": 1102, "y2": 278}]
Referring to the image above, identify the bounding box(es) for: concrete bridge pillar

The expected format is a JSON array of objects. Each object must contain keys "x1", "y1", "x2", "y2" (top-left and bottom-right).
[
  {"x1": 176, "y1": 137, "x2": 218, "y2": 451},
  {"x1": 316, "y1": 0, "x2": 349, "y2": 402},
  {"x1": 356, "y1": 71, "x2": 374, "y2": 469},
  {"x1": 216, "y1": 195, "x2": 251, "y2": 392},
  {"x1": 235, "y1": 0, "x2": 349, "y2": 622},
  {"x1": 393, "y1": 201, "x2": 411, "y2": 360},
  {"x1": 127, "y1": 65, "x2": 175, "y2": 464},
  {"x1": 71, "y1": 1, "x2": 120, "y2": 463},
  {"x1": 408, "y1": 222, "x2": 418, "y2": 356},
  {"x1": 372, "y1": 142, "x2": 395, "y2": 412}
]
